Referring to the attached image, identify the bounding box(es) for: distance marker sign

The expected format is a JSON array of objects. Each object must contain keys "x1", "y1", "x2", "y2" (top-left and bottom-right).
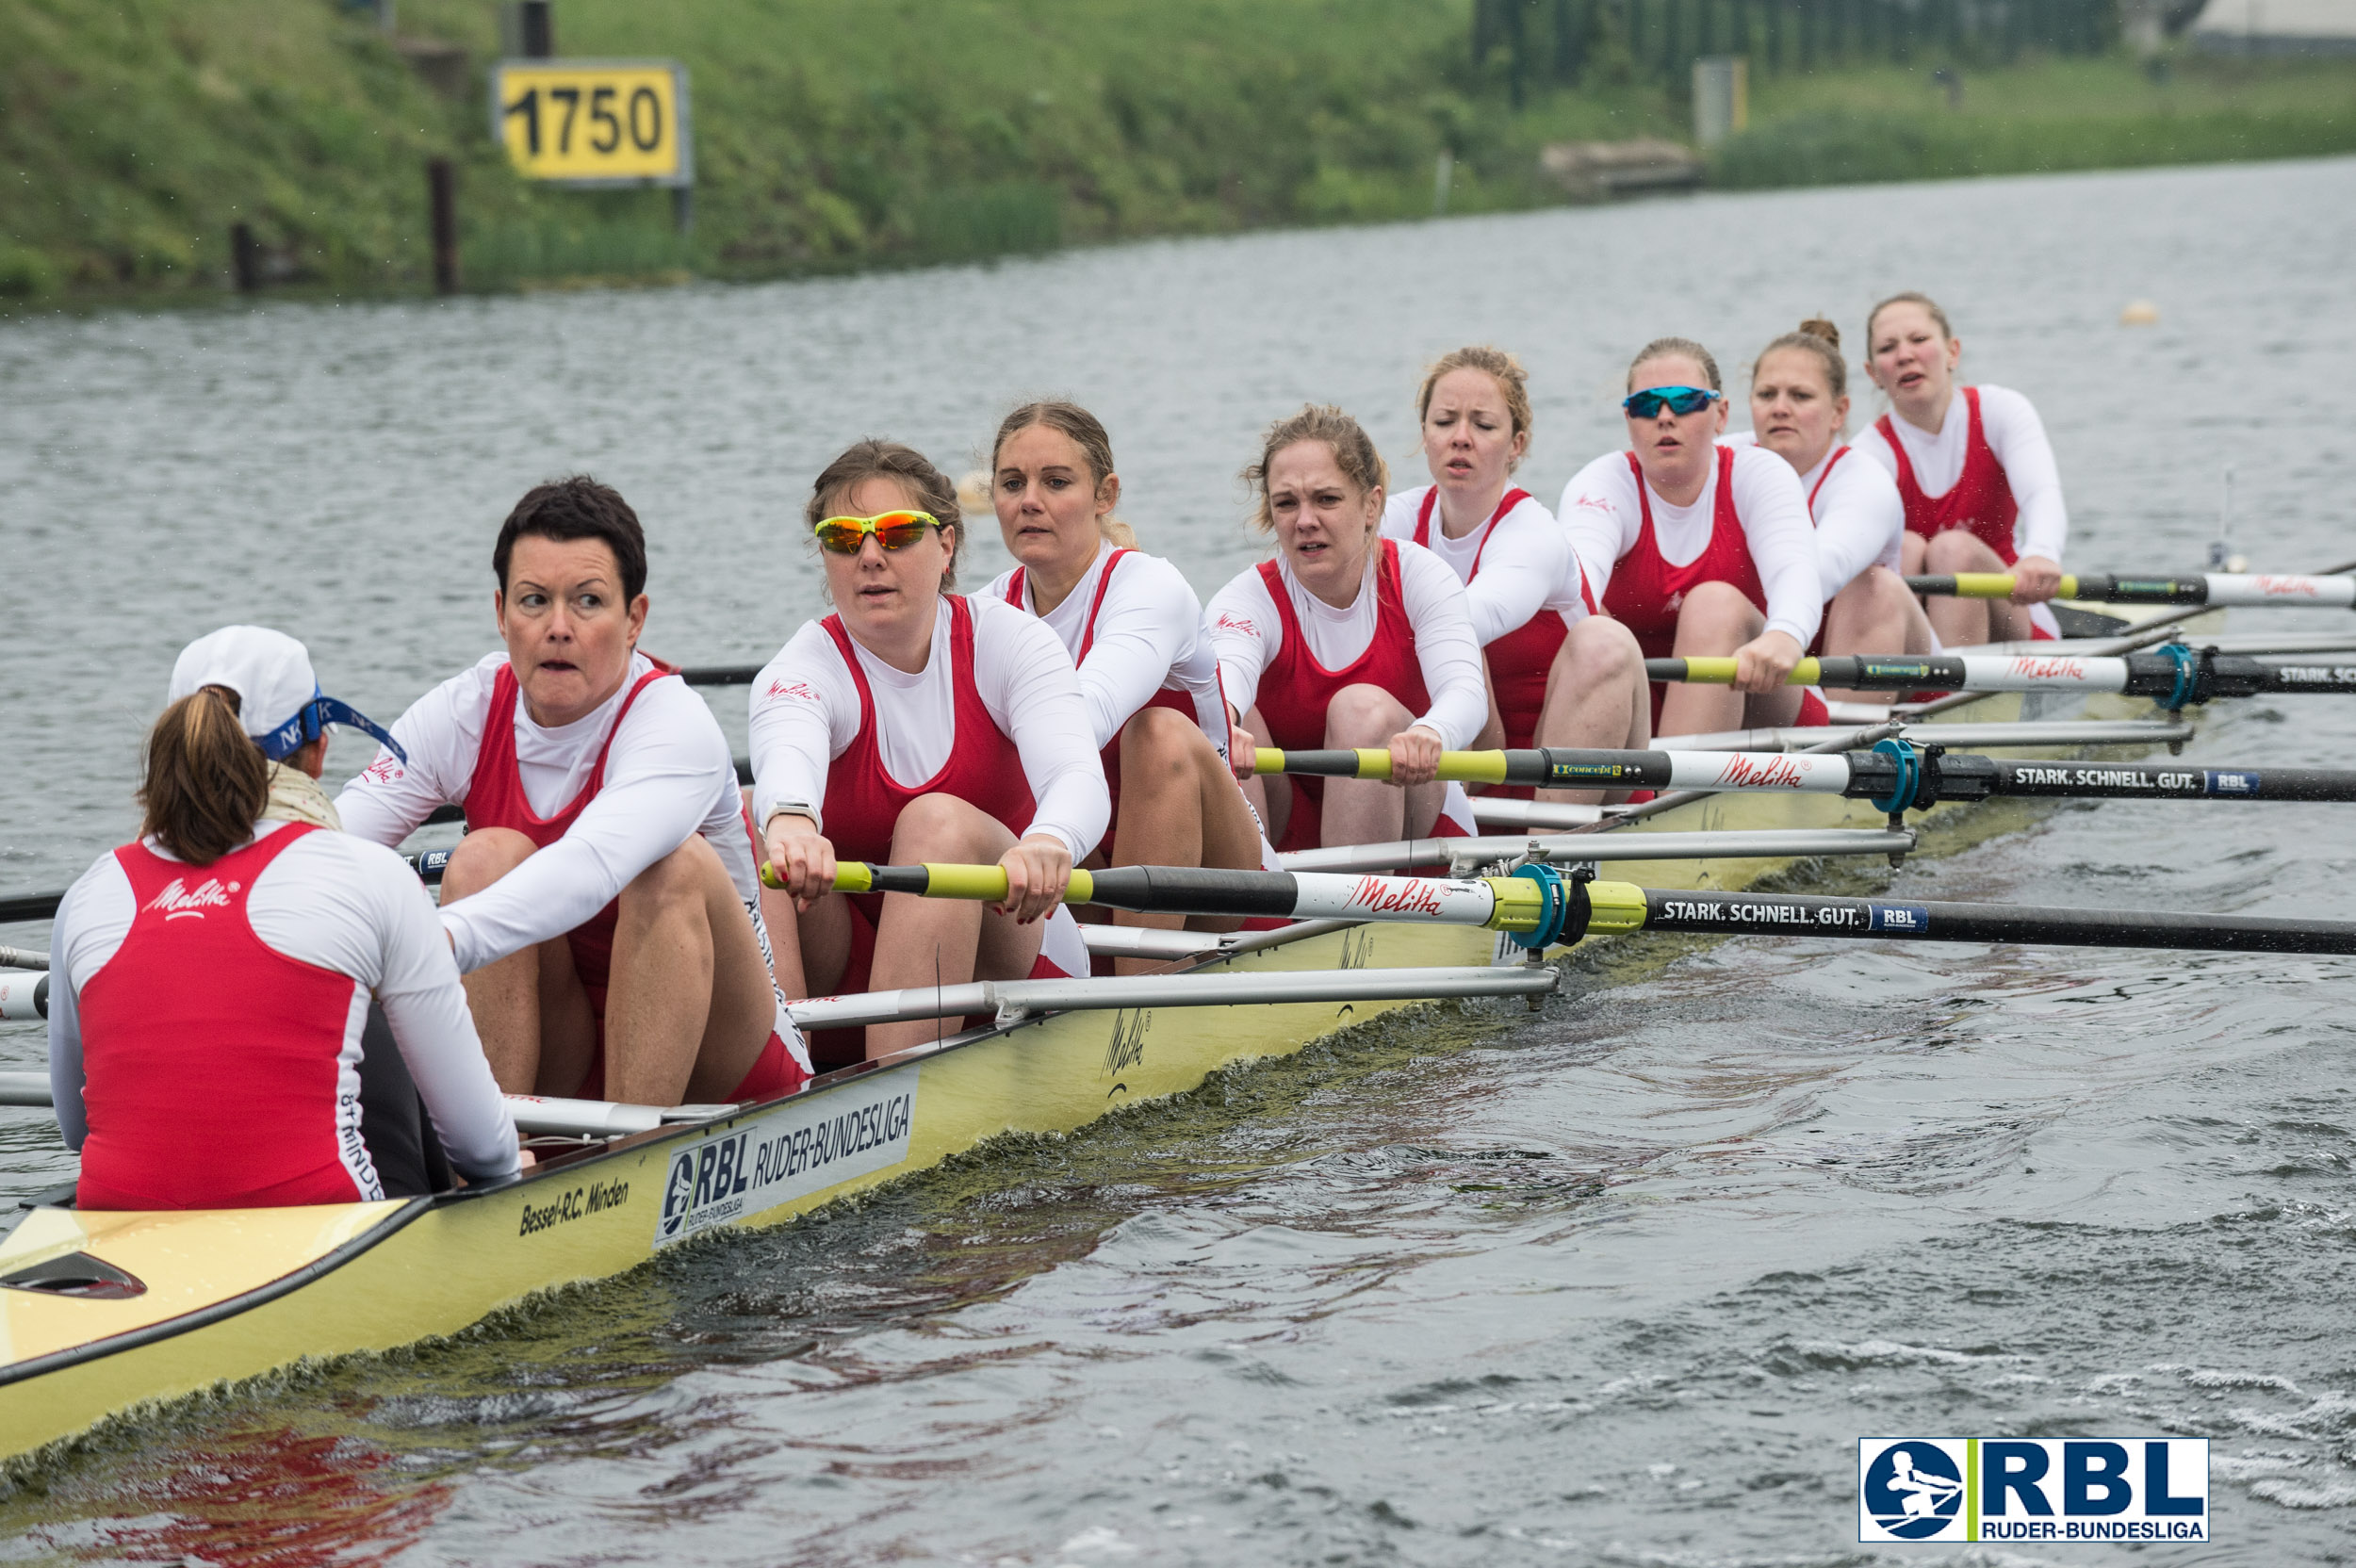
[{"x1": 491, "y1": 60, "x2": 692, "y2": 186}]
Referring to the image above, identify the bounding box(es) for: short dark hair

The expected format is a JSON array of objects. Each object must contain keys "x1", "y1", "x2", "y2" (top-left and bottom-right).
[{"x1": 493, "y1": 476, "x2": 647, "y2": 601}]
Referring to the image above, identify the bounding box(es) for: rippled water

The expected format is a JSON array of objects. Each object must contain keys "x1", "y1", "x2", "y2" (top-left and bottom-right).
[{"x1": 5, "y1": 156, "x2": 2356, "y2": 1563}]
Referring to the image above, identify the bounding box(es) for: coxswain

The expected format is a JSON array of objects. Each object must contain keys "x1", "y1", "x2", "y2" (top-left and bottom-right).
[
  {"x1": 1856, "y1": 291, "x2": 2070, "y2": 645},
  {"x1": 1379, "y1": 346, "x2": 1649, "y2": 801},
  {"x1": 1738, "y1": 318, "x2": 1936, "y2": 704},
  {"x1": 338, "y1": 478, "x2": 810, "y2": 1107},
  {"x1": 50, "y1": 628, "x2": 519, "y2": 1208},
  {"x1": 751, "y1": 440, "x2": 1107, "y2": 1063},
  {"x1": 982, "y1": 401, "x2": 1269, "y2": 969},
  {"x1": 1208, "y1": 404, "x2": 1485, "y2": 849},
  {"x1": 1559, "y1": 337, "x2": 1825, "y2": 737}
]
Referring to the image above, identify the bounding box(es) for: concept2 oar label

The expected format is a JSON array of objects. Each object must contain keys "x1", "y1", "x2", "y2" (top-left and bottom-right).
[{"x1": 655, "y1": 1074, "x2": 918, "y2": 1245}]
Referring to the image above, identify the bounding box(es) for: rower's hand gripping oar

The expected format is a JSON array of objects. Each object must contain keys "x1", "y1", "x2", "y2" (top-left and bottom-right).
[
  {"x1": 1644, "y1": 649, "x2": 2356, "y2": 706},
  {"x1": 1253, "y1": 742, "x2": 2356, "y2": 809},
  {"x1": 755, "y1": 860, "x2": 2356, "y2": 958},
  {"x1": 1906, "y1": 572, "x2": 2356, "y2": 610}
]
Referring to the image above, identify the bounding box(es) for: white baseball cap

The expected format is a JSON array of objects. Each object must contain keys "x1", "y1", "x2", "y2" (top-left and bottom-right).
[{"x1": 168, "y1": 626, "x2": 405, "y2": 763}]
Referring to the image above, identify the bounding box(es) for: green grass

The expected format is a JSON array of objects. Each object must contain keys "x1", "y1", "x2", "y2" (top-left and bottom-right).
[
  {"x1": 1714, "y1": 53, "x2": 2356, "y2": 186},
  {"x1": 3, "y1": 1, "x2": 2354, "y2": 304}
]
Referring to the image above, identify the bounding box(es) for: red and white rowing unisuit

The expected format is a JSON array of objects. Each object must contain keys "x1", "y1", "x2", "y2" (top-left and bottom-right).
[
  {"x1": 1560, "y1": 445, "x2": 1827, "y2": 727},
  {"x1": 1857, "y1": 384, "x2": 2068, "y2": 639},
  {"x1": 1382, "y1": 485, "x2": 1595, "y2": 761},
  {"x1": 1723, "y1": 432, "x2": 1906, "y2": 608},
  {"x1": 335, "y1": 649, "x2": 811, "y2": 1097},
  {"x1": 49, "y1": 820, "x2": 518, "y2": 1209},
  {"x1": 1205, "y1": 539, "x2": 1483, "y2": 853},
  {"x1": 987, "y1": 540, "x2": 1233, "y2": 821},
  {"x1": 747, "y1": 592, "x2": 1104, "y2": 992}
]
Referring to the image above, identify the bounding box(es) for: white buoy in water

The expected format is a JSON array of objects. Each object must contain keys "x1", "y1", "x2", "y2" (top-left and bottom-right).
[{"x1": 2120, "y1": 300, "x2": 2160, "y2": 326}]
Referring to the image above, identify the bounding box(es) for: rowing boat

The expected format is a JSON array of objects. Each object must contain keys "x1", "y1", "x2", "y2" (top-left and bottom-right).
[{"x1": 0, "y1": 608, "x2": 2220, "y2": 1468}]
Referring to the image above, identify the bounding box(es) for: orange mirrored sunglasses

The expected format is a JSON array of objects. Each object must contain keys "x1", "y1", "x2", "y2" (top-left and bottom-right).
[{"x1": 811, "y1": 511, "x2": 943, "y2": 554}]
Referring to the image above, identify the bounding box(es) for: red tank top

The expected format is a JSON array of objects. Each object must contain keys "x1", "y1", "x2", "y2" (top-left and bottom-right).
[
  {"x1": 1252, "y1": 539, "x2": 1454, "y2": 853},
  {"x1": 820, "y1": 595, "x2": 1038, "y2": 861},
  {"x1": 76, "y1": 824, "x2": 373, "y2": 1209},
  {"x1": 463, "y1": 660, "x2": 673, "y2": 990},
  {"x1": 1413, "y1": 488, "x2": 1579, "y2": 760},
  {"x1": 1601, "y1": 447, "x2": 1766, "y2": 660},
  {"x1": 1875, "y1": 386, "x2": 2020, "y2": 564},
  {"x1": 1004, "y1": 549, "x2": 1193, "y2": 824}
]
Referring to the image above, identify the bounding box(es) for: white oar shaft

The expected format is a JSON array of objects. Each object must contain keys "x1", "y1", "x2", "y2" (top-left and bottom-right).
[
  {"x1": 0, "y1": 1071, "x2": 724, "y2": 1140},
  {"x1": 2200, "y1": 574, "x2": 2356, "y2": 608},
  {"x1": 789, "y1": 964, "x2": 1554, "y2": 1031}
]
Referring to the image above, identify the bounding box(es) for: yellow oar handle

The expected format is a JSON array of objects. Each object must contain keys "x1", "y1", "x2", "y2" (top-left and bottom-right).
[
  {"x1": 1251, "y1": 747, "x2": 1514, "y2": 785},
  {"x1": 759, "y1": 860, "x2": 1097, "y2": 902},
  {"x1": 1947, "y1": 572, "x2": 2081, "y2": 599},
  {"x1": 1667, "y1": 657, "x2": 1827, "y2": 687}
]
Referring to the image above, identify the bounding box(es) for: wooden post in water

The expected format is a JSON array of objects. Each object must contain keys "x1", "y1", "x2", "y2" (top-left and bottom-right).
[
  {"x1": 230, "y1": 222, "x2": 260, "y2": 294},
  {"x1": 427, "y1": 158, "x2": 460, "y2": 295}
]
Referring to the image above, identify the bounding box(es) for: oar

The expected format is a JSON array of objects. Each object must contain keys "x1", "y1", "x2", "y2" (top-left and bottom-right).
[
  {"x1": 1906, "y1": 572, "x2": 2356, "y2": 609},
  {"x1": 794, "y1": 860, "x2": 2356, "y2": 957},
  {"x1": 1252, "y1": 741, "x2": 2356, "y2": 809},
  {"x1": 1644, "y1": 651, "x2": 2356, "y2": 705}
]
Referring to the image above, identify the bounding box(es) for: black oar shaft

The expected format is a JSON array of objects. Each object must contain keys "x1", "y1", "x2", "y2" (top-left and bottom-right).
[{"x1": 1641, "y1": 890, "x2": 2356, "y2": 955}]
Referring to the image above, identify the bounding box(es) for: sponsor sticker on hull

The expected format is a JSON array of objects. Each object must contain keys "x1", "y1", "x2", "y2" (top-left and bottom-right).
[
  {"x1": 654, "y1": 1074, "x2": 917, "y2": 1247},
  {"x1": 1858, "y1": 1437, "x2": 2208, "y2": 1543}
]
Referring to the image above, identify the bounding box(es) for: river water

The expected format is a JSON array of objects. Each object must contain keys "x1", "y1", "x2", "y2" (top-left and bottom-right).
[{"x1": 5, "y1": 155, "x2": 2356, "y2": 1564}]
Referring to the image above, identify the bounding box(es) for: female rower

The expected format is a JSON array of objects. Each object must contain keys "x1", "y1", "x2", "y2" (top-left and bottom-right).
[
  {"x1": 1742, "y1": 318, "x2": 1936, "y2": 703},
  {"x1": 984, "y1": 401, "x2": 1268, "y2": 968},
  {"x1": 49, "y1": 628, "x2": 519, "y2": 1209},
  {"x1": 1857, "y1": 291, "x2": 2069, "y2": 646},
  {"x1": 753, "y1": 440, "x2": 1108, "y2": 1062},
  {"x1": 1208, "y1": 404, "x2": 1485, "y2": 850},
  {"x1": 1560, "y1": 336, "x2": 1824, "y2": 737},
  {"x1": 1379, "y1": 346, "x2": 1649, "y2": 799}
]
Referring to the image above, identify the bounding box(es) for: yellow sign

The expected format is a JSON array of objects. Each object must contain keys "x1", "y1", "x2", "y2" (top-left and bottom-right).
[{"x1": 491, "y1": 60, "x2": 691, "y2": 186}]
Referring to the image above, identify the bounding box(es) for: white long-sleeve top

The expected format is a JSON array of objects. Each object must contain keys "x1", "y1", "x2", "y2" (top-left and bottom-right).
[
  {"x1": 48, "y1": 820, "x2": 520, "y2": 1184},
  {"x1": 335, "y1": 651, "x2": 757, "y2": 977},
  {"x1": 746, "y1": 595, "x2": 1110, "y2": 863},
  {"x1": 1378, "y1": 485, "x2": 1594, "y2": 645},
  {"x1": 1725, "y1": 433, "x2": 1905, "y2": 601},
  {"x1": 1557, "y1": 445, "x2": 1824, "y2": 648},
  {"x1": 1205, "y1": 541, "x2": 1489, "y2": 750},
  {"x1": 983, "y1": 541, "x2": 1234, "y2": 759},
  {"x1": 1855, "y1": 384, "x2": 2068, "y2": 564}
]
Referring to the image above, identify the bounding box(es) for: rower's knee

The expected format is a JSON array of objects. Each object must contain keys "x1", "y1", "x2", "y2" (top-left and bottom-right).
[
  {"x1": 1676, "y1": 580, "x2": 1762, "y2": 645},
  {"x1": 621, "y1": 831, "x2": 726, "y2": 913},
  {"x1": 890, "y1": 792, "x2": 1002, "y2": 859},
  {"x1": 1324, "y1": 683, "x2": 1410, "y2": 746},
  {"x1": 1923, "y1": 529, "x2": 1994, "y2": 573},
  {"x1": 441, "y1": 826, "x2": 538, "y2": 900},
  {"x1": 1560, "y1": 614, "x2": 1643, "y2": 681},
  {"x1": 1120, "y1": 704, "x2": 1199, "y2": 787}
]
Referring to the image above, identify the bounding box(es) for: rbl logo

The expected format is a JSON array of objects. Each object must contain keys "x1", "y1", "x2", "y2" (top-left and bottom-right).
[{"x1": 1858, "y1": 1438, "x2": 2208, "y2": 1544}]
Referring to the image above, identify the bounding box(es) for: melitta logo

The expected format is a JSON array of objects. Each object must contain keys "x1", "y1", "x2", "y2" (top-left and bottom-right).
[
  {"x1": 2253, "y1": 574, "x2": 2320, "y2": 597},
  {"x1": 1214, "y1": 612, "x2": 1257, "y2": 635},
  {"x1": 1858, "y1": 1438, "x2": 2208, "y2": 1543},
  {"x1": 360, "y1": 755, "x2": 403, "y2": 783},
  {"x1": 1712, "y1": 753, "x2": 1807, "y2": 789},
  {"x1": 762, "y1": 678, "x2": 821, "y2": 702},
  {"x1": 2008, "y1": 657, "x2": 2091, "y2": 681},
  {"x1": 1346, "y1": 875, "x2": 1444, "y2": 917},
  {"x1": 144, "y1": 877, "x2": 241, "y2": 920}
]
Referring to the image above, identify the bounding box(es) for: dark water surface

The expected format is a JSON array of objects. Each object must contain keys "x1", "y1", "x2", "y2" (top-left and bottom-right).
[{"x1": 4, "y1": 156, "x2": 2356, "y2": 1564}]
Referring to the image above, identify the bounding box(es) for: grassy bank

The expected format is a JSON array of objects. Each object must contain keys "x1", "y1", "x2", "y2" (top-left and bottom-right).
[
  {"x1": 4, "y1": 0, "x2": 2353, "y2": 303},
  {"x1": 1713, "y1": 53, "x2": 2356, "y2": 187}
]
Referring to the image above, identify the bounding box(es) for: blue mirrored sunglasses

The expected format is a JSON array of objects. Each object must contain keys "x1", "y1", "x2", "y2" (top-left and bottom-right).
[{"x1": 1622, "y1": 385, "x2": 1723, "y2": 418}]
